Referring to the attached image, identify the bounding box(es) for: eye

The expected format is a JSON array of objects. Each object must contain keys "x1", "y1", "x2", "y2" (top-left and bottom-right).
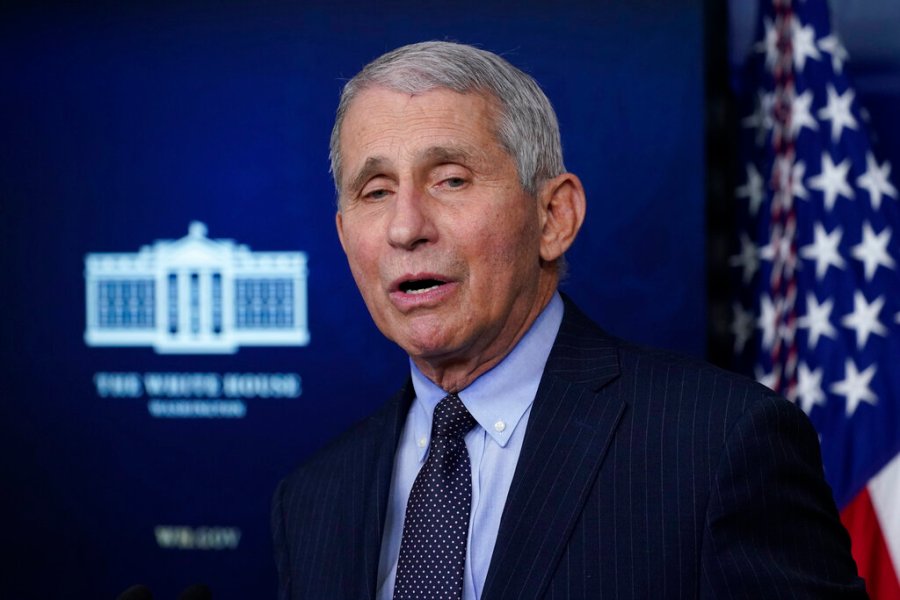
[
  {"x1": 431, "y1": 165, "x2": 470, "y2": 192},
  {"x1": 359, "y1": 181, "x2": 394, "y2": 201},
  {"x1": 434, "y1": 174, "x2": 469, "y2": 192}
]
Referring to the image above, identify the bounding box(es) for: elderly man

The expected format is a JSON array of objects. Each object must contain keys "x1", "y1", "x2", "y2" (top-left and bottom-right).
[{"x1": 272, "y1": 42, "x2": 866, "y2": 599}]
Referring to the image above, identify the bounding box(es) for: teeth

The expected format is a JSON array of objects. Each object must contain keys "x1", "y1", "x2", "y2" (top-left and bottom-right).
[{"x1": 407, "y1": 283, "x2": 441, "y2": 294}]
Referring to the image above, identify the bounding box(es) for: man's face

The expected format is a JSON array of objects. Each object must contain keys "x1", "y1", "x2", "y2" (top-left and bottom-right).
[{"x1": 335, "y1": 86, "x2": 558, "y2": 385}]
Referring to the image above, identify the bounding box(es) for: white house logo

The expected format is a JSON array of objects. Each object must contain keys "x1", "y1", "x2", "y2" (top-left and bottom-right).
[{"x1": 84, "y1": 222, "x2": 309, "y2": 354}]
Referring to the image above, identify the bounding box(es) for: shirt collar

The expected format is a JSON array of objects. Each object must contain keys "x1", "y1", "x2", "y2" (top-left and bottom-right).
[{"x1": 408, "y1": 292, "x2": 564, "y2": 461}]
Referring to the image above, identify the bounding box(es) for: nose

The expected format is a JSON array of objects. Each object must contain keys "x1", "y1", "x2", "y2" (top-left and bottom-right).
[{"x1": 387, "y1": 186, "x2": 435, "y2": 250}]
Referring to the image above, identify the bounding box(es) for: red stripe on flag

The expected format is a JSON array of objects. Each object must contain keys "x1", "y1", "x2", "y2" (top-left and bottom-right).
[{"x1": 841, "y1": 487, "x2": 900, "y2": 598}]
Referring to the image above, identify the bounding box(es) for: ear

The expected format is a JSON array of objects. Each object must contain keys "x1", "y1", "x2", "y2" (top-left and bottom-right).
[
  {"x1": 335, "y1": 210, "x2": 348, "y2": 254},
  {"x1": 537, "y1": 173, "x2": 586, "y2": 262}
]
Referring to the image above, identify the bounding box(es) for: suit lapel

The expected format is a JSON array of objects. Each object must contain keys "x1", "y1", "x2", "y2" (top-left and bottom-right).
[
  {"x1": 482, "y1": 300, "x2": 626, "y2": 600},
  {"x1": 358, "y1": 381, "x2": 415, "y2": 599}
]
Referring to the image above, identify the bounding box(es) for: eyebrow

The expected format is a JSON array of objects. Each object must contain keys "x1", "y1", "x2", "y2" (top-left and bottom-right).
[
  {"x1": 344, "y1": 145, "x2": 480, "y2": 197},
  {"x1": 346, "y1": 156, "x2": 387, "y2": 197},
  {"x1": 420, "y1": 146, "x2": 474, "y2": 166}
]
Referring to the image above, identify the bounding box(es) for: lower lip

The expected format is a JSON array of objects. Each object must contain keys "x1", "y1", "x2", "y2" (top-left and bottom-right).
[{"x1": 389, "y1": 281, "x2": 458, "y2": 310}]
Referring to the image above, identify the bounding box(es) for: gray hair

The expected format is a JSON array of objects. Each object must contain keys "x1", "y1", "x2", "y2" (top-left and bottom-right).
[{"x1": 329, "y1": 41, "x2": 565, "y2": 197}]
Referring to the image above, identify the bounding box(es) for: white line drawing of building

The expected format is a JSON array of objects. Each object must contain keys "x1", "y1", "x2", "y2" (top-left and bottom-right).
[{"x1": 84, "y1": 222, "x2": 309, "y2": 354}]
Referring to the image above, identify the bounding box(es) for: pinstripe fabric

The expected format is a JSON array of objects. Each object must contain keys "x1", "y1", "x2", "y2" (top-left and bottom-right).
[
  {"x1": 272, "y1": 382, "x2": 414, "y2": 600},
  {"x1": 272, "y1": 297, "x2": 867, "y2": 599}
]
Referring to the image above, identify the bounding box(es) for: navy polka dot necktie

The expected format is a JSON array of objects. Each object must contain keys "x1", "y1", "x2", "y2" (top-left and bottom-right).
[{"x1": 394, "y1": 393, "x2": 477, "y2": 600}]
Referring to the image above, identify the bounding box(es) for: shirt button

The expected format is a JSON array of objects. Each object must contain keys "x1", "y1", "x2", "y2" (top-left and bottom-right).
[
  {"x1": 417, "y1": 437, "x2": 427, "y2": 448},
  {"x1": 494, "y1": 420, "x2": 506, "y2": 433}
]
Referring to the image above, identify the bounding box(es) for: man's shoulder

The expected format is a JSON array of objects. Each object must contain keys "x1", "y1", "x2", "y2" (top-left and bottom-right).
[
  {"x1": 619, "y1": 334, "x2": 769, "y2": 394},
  {"x1": 615, "y1": 335, "x2": 794, "y2": 426},
  {"x1": 277, "y1": 383, "x2": 410, "y2": 494},
  {"x1": 558, "y1": 301, "x2": 818, "y2": 491},
  {"x1": 559, "y1": 296, "x2": 790, "y2": 417}
]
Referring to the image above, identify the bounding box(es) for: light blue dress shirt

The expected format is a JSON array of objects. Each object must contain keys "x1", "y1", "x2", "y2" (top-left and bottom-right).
[{"x1": 376, "y1": 293, "x2": 564, "y2": 600}]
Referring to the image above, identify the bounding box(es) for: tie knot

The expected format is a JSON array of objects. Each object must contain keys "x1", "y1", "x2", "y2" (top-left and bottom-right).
[{"x1": 432, "y1": 393, "x2": 476, "y2": 440}]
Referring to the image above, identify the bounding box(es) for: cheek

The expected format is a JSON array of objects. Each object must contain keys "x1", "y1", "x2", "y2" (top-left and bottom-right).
[
  {"x1": 343, "y1": 241, "x2": 379, "y2": 293},
  {"x1": 467, "y1": 227, "x2": 536, "y2": 294},
  {"x1": 482, "y1": 215, "x2": 539, "y2": 266}
]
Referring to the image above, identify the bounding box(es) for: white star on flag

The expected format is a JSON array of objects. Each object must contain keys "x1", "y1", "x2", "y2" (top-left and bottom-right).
[
  {"x1": 742, "y1": 91, "x2": 775, "y2": 146},
  {"x1": 790, "y1": 91, "x2": 819, "y2": 138},
  {"x1": 759, "y1": 225, "x2": 793, "y2": 263},
  {"x1": 789, "y1": 160, "x2": 809, "y2": 202},
  {"x1": 796, "y1": 362, "x2": 827, "y2": 415},
  {"x1": 818, "y1": 33, "x2": 848, "y2": 74},
  {"x1": 758, "y1": 294, "x2": 778, "y2": 350},
  {"x1": 755, "y1": 17, "x2": 779, "y2": 73},
  {"x1": 755, "y1": 366, "x2": 778, "y2": 391},
  {"x1": 840, "y1": 291, "x2": 887, "y2": 349},
  {"x1": 729, "y1": 233, "x2": 759, "y2": 283},
  {"x1": 818, "y1": 84, "x2": 858, "y2": 143},
  {"x1": 799, "y1": 222, "x2": 846, "y2": 279},
  {"x1": 797, "y1": 292, "x2": 837, "y2": 349},
  {"x1": 777, "y1": 318, "x2": 797, "y2": 347},
  {"x1": 791, "y1": 20, "x2": 822, "y2": 71},
  {"x1": 731, "y1": 303, "x2": 755, "y2": 353},
  {"x1": 774, "y1": 157, "x2": 807, "y2": 208},
  {"x1": 851, "y1": 222, "x2": 895, "y2": 281},
  {"x1": 857, "y1": 153, "x2": 898, "y2": 210},
  {"x1": 736, "y1": 163, "x2": 765, "y2": 216},
  {"x1": 808, "y1": 152, "x2": 854, "y2": 211},
  {"x1": 830, "y1": 358, "x2": 878, "y2": 417}
]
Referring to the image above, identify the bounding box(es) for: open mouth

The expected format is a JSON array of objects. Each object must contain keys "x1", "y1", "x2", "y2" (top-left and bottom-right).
[{"x1": 399, "y1": 278, "x2": 446, "y2": 294}]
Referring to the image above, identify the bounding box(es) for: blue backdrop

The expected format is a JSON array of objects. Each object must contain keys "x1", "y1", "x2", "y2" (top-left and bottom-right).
[{"x1": 1, "y1": 2, "x2": 704, "y2": 598}]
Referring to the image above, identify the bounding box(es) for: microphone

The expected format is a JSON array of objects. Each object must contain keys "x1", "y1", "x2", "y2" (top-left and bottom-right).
[
  {"x1": 178, "y1": 583, "x2": 212, "y2": 600},
  {"x1": 116, "y1": 584, "x2": 153, "y2": 600}
]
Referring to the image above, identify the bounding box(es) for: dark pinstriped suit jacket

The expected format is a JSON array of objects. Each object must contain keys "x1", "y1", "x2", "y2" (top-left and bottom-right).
[{"x1": 272, "y1": 298, "x2": 867, "y2": 599}]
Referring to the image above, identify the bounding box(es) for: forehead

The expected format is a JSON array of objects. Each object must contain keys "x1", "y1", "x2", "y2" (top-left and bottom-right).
[{"x1": 338, "y1": 87, "x2": 504, "y2": 175}]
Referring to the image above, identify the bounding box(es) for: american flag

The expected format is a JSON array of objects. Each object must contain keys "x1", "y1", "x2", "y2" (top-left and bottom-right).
[{"x1": 731, "y1": 0, "x2": 900, "y2": 596}]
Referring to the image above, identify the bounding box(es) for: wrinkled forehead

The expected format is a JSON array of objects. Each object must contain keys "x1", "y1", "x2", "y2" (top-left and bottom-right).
[
  {"x1": 337, "y1": 85, "x2": 509, "y2": 176},
  {"x1": 340, "y1": 83, "x2": 506, "y2": 147}
]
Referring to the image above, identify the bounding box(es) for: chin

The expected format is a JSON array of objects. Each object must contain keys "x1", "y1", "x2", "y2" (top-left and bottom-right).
[
  {"x1": 397, "y1": 329, "x2": 463, "y2": 363},
  {"x1": 389, "y1": 315, "x2": 453, "y2": 350},
  {"x1": 399, "y1": 337, "x2": 452, "y2": 360}
]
